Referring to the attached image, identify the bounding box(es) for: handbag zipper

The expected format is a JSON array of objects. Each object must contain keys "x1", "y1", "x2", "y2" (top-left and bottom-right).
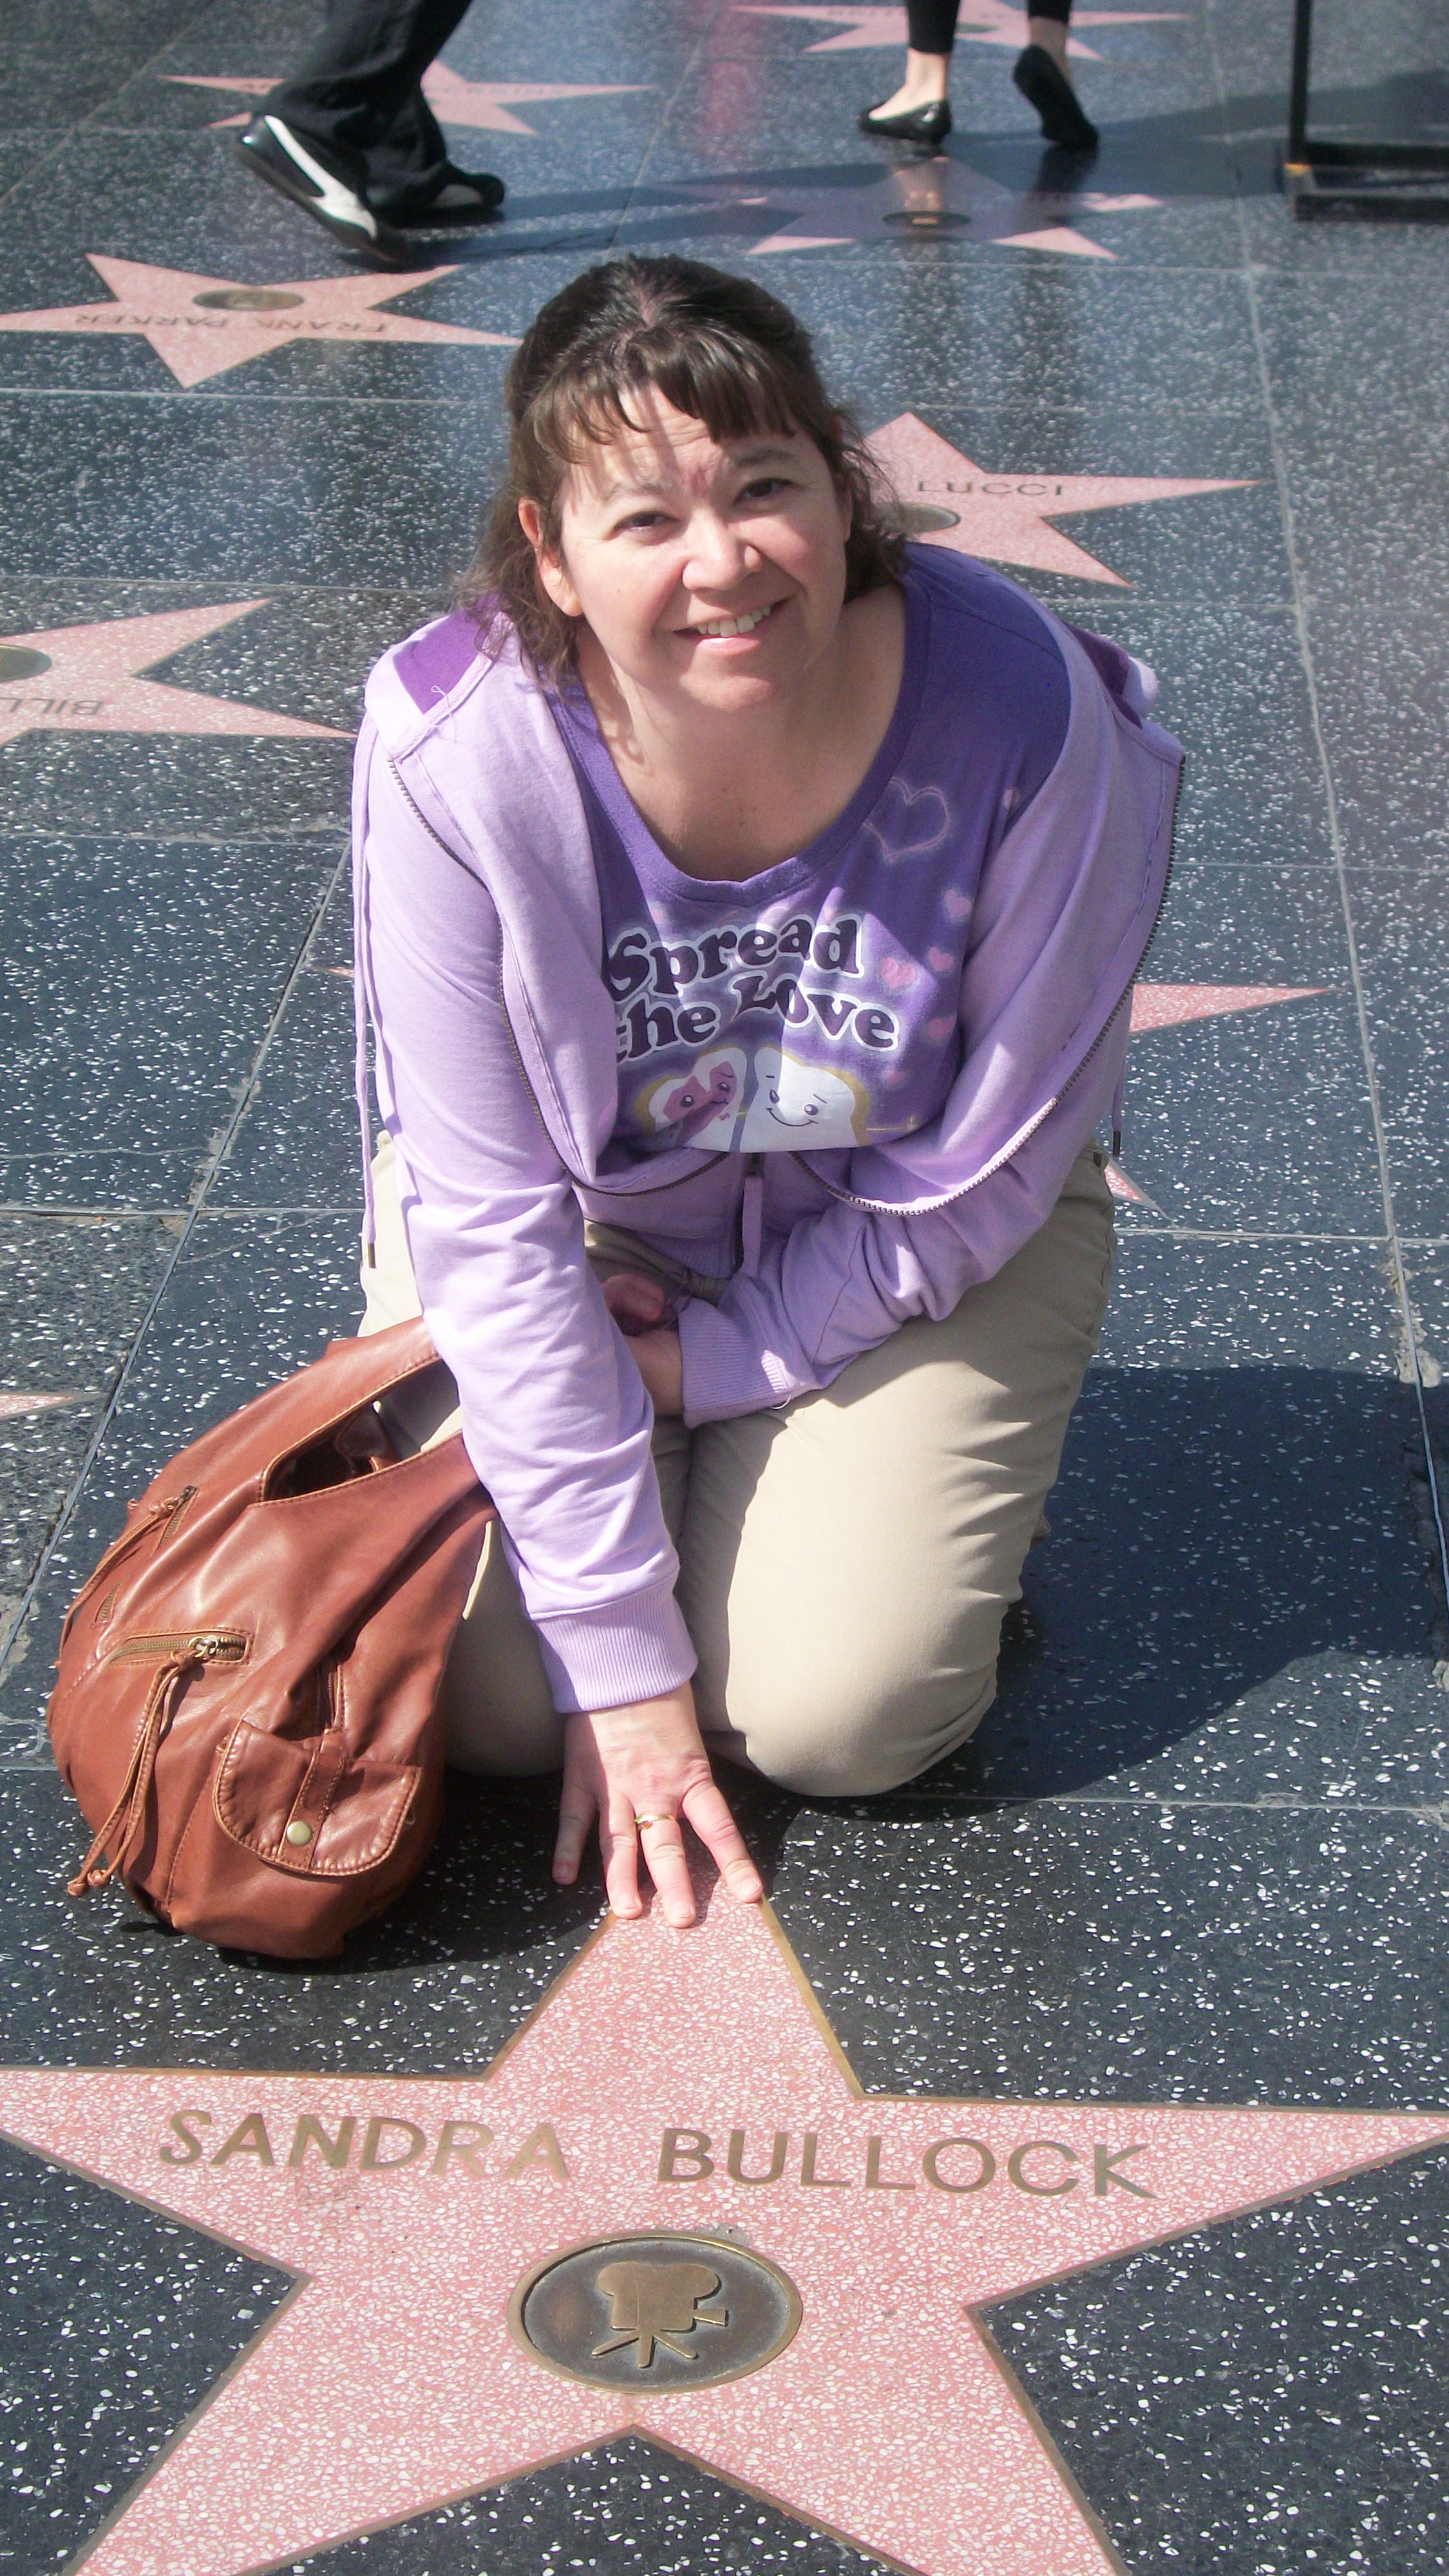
[{"x1": 104, "y1": 1631, "x2": 248, "y2": 1665}]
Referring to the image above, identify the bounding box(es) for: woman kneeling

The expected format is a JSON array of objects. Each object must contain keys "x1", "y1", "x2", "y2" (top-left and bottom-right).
[{"x1": 352, "y1": 254, "x2": 1180, "y2": 1928}]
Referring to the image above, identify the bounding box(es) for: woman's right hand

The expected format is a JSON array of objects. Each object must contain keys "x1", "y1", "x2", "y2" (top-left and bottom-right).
[{"x1": 553, "y1": 1681, "x2": 763, "y2": 1928}]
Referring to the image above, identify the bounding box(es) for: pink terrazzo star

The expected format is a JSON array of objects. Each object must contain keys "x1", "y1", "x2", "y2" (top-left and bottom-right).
[
  {"x1": 1106, "y1": 981, "x2": 1325, "y2": 1198},
  {"x1": 734, "y1": 1, "x2": 1181, "y2": 61},
  {"x1": 0, "y1": 256, "x2": 515, "y2": 389},
  {"x1": 169, "y1": 66, "x2": 648, "y2": 136},
  {"x1": 740, "y1": 153, "x2": 1161, "y2": 258},
  {"x1": 1, "y1": 1882, "x2": 1442, "y2": 2576},
  {"x1": 869, "y1": 412, "x2": 1251, "y2": 583},
  {"x1": 0, "y1": 603, "x2": 346, "y2": 747}
]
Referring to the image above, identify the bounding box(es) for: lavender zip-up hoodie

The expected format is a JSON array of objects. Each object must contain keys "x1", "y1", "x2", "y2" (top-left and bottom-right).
[{"x1": 352, "y1": 556, "x2": 1182, "y2": 1716}]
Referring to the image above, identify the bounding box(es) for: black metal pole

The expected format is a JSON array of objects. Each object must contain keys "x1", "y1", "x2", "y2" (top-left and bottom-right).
[{"x1": 1287, "y1": 0, "x2": 1314, "y2": 162}]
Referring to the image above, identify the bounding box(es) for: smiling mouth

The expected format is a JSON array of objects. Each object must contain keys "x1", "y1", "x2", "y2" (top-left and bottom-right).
[{"x1": 684, "y1": 601, "x2": 782, "y2": 641}]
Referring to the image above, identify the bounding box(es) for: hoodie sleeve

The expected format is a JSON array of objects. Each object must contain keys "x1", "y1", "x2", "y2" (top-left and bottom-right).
[
  {"x1": 675, "y1": 1020, "x2": 1123, "y2": 1423},
  {"x1": 355, "y1": 727, "x2": 696, "y2": 1714}
]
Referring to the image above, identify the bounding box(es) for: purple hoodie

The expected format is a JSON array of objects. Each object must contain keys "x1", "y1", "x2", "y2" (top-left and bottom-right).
[{"x1": 353, "y1": 550, "x2": 1181, "y2": 1715}]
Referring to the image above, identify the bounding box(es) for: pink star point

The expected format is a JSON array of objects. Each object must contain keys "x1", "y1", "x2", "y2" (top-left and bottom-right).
[
  {"x1": 732, "y1": 1, "x2": 1183, "y2": 60},
  {"x1": 0, "y1": 603, "x2": 346, "y2": 746},
  {"x1": 868, "y1": 413, "x2": 1253, "y2": 585},
  {"x1": 1130, "y1": 982, "x2": 1325, "y2": 1034},
  {"x1": 166, "y1": 66, "x2": 649, "y2": 137},
  {"x1": 2, "y1": 1883, "x2": 1441, "y2": 2576},
  {"x1": 0, "y1": 254, "x2": 516, "y2": 388}
]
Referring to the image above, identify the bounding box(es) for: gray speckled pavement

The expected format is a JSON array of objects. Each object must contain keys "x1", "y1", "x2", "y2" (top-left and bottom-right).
[{"x1": 2, "y1": 0, "x2": 1448, "y2": 2570}]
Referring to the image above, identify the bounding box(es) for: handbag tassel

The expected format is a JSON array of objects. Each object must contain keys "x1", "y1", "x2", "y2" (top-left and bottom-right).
[{"x1": 68, "y1": 1651, "x2": 198, "y2": 1897}]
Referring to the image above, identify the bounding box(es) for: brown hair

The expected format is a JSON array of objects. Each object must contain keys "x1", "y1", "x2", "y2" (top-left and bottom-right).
[{"x1": 459, "y1": 254, "x2": 905, "y2": 680}]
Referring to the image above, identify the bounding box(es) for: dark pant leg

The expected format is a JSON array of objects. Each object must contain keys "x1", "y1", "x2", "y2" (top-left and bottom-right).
[
  {"x1": 364, "y1": 87, "x2": 453, "y2": 207},
  {"x1": 263, "y1": 0, "x2": 475, "y2": 194},
  {"x1": 905, "y1": 0, "x2": 1070, "y2": 47}
]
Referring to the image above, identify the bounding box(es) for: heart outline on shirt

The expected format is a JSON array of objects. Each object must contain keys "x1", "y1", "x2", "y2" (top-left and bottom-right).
[{"x1": 862, "y1": 779, "x2": 951, "y2": 862}]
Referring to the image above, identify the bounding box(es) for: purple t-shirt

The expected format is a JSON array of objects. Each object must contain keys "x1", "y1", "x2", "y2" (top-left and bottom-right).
[{"x1": 547, "y1": 548, "x2": 1068, "y2": 1161}]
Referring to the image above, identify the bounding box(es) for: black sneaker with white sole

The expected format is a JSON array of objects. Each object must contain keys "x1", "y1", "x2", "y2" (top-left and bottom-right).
[
  {"x1": 373, "y1": 164, "x2": 506, "y2": 225},
  {"x1": 236, "y1": 115, "x2": 410, "y2": 266}
]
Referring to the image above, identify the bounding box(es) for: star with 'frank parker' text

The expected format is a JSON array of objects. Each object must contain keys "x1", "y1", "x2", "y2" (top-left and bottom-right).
[
  {"x1": 869, "y1": 412, "x2": 1251, "y2": 583},
  {"x1": 0, "y1": 256, "x2": 515, "y2": 388},
  {"x1": 1, "y1": 1880, "x2": 1443, "y2": 2576},
  {"x1": 0, "y1": 602, "x2": 346, "y2": 748},
  {"x1": 169, "y1": 65, "x2": 649, "y2": 135},
  {"x1": 734, "y1": 1, "x2": 1180, "y2": 59}
]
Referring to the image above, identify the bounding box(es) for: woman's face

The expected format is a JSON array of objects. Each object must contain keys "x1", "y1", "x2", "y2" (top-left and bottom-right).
[{"x1": 521, "y1": 388, "x2": 852, "y2": 718}]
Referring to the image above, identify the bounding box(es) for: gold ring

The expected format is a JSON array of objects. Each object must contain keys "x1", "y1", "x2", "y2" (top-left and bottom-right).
[{"x1": 632, "y1": 1813, "x2": 674, "y2": 1830}]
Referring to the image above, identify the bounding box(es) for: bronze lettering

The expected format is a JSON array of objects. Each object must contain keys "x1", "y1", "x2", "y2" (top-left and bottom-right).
[
  {"x1": 1094, "y1": 2143, "x2": 1151, "y2": 2198},
  {"x1": 726, "y1": 2128, "x2": 788, "y2": 2186},
  {"x1": 864, "y1": 2136, "x2": 915, "y2": 2192},
  {"x1": 288, "y1": 2115, "x2": 356, "y2": 2172},
  {"x1": 1007, "y1": 2140, "x2": 1079, "y2": 2196},
  {"x1": 504, "y1": 2123, "x2": 569, "y2": 2182},
  {"x1": 158, "y1": 2108, "x2": 212, "y2": 2166},
  {"x1": 431, "y1": 2119, "x2": 493, "y2": 2177},
  {"x1": 658, "y1": 2127, "x2": 714, "y2": 2183},
  {"x1": 592, "y1": 2260, "x2": 727, "y2": 2367},
  {"x1": 922, "y1": 2137, "x2": 995, "y2": 2193},
  {"x1": 359, "y1": 2116, "x2": 426, "y2": 2173},
  {"x1": 211, "y1": 2114, "x2": 274, "y2": 2169},
  {"x1": 800, "y1": 2132, "x2": 849, "y2": 2188}
]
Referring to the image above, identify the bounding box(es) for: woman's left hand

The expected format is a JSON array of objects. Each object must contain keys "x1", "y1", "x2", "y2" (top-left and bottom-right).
[{"x1": 601, "y1": 1270, "x2": 684, "y2": 1416}]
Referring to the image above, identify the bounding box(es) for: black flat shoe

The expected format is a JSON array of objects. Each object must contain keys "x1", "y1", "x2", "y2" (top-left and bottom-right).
[
  {"x1": 1012, "y1": 44, "x2": 1097, "y2": 151},
  {"x1": 858, "y1": 97, "x2": 952, "y2": 146}
]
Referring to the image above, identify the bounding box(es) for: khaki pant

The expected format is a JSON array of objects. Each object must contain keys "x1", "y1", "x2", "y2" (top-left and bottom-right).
[{"x1": 359, "y1": 1138, "x2": 1113, "y2": 1798}]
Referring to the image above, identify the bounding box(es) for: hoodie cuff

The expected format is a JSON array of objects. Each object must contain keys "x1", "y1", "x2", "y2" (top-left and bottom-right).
[
  {"x1": 531, "y1": 1578, "x2": 697, "y2": 1715},
  {"x1": 676, "y1": 1295, "x2": 811, "y2": 1426}
]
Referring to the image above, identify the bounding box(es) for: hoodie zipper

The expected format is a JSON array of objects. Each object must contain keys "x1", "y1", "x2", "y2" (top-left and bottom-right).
[{"x1": 799, "y1": 750, "x2": 1185, "y2": 1218}]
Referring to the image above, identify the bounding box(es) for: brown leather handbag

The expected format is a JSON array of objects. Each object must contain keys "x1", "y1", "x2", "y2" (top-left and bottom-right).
[{"x1": 48, "y1": 1318, "x2": 493, "y2": 1958}]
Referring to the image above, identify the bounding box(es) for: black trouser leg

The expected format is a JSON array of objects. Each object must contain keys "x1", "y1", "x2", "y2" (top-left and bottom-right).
[
  {"x1": 904, "y1": 0, "x2": 1070, "y2": 49},
  {"x1": 263, "y1": 0, "x2": 475, "y2": 197}
]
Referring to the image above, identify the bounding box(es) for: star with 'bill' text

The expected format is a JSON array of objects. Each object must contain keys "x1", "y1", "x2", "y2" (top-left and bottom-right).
[{"x1": 0, "y1": 602, "x2": 346, "y2": 747}]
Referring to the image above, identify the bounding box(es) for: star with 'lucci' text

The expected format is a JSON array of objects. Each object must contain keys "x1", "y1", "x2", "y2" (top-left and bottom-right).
[
  {"x1": 0, "y1": 602, "x2": 346, "y2": 748},
  {"x1": 869, "y1": 411, "x2": 1252, "y2": 583},
  {"x1": 1, "y1": 1879, "x2": 1443, "y2": 2576},
  {"x1": 0, "y1": 256, "x2": 516, "y2": 389},
  {"x1": 733, "y1": 1, "x2": 1181, "y2": 58},
  {"x1": 169, "y1": 66, "x2": 649, "y2": 137}
]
